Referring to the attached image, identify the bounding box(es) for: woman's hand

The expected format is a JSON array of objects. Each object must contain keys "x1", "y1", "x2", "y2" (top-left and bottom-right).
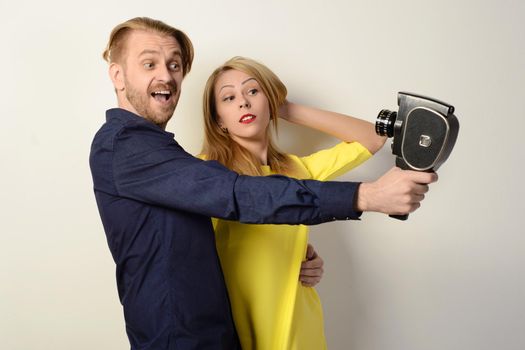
[
  {"x1": 277, "y1": 100, "x2": 291, "y2": 121},
  {"x1": 299, "y1": 243, "x2": 324, "y2": 287}
]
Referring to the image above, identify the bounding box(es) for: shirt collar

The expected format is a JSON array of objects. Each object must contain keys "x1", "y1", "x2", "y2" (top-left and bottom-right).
[{"x1": 105, "y1": 108, "x2": 175, "y2": 137}]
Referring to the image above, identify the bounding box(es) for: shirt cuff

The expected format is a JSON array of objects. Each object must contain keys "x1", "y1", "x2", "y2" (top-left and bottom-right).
[{"x1": 318, "y1": 181, "x2": 363, "y2": 221}]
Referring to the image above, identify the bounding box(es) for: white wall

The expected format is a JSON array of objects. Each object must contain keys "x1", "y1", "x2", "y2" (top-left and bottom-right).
[{"x1": 1, "y1": 0, "x2": 523, "y2": 349}]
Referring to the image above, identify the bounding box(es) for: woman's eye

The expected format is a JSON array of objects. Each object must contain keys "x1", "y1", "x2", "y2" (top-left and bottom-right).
[
  {"x1": 248, "y1": 88, "x2": 258, "y2": 95},
  {"x1": 222, "y1": 96, "x2": 234, "y2": 102}
]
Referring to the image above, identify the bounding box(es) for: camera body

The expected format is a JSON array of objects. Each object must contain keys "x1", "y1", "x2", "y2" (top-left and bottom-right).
[
  {"x1": 375, "y1": 92, "x2": 460, "y2": 220},
  {"x1": 376, "y1": 92, "x2": 459, "y2": 172}
]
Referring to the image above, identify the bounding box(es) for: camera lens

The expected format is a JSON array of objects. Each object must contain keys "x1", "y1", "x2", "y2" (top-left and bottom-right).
[{"x1": 375, "y1": 109, "x2": 397, "y2": 138}]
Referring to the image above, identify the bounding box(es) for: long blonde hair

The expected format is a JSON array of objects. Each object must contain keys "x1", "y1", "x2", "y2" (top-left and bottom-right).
[{"x1": 202, "y1": 57, "x2": 291, "y2": 176}]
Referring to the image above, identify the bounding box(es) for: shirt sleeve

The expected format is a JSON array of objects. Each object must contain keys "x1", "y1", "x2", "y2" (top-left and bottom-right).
[
  {"x1": 111, "y1": 123, "x2": 362, "y2": 224},
  {"x1": 298, "y1": 142, "x2": 372, "y2": 181}
]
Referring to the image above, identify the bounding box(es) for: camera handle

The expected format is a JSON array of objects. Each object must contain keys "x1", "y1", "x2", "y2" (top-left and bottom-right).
[
  {"x1": 390, "y1": 213, "x2": 409, "y2": 221},
  {"x1": 390, "y1": 158, "x2": 410, "y2": 221},
  {"x1": 390, "y1": 158, "x2": 436, "y2": 221}
]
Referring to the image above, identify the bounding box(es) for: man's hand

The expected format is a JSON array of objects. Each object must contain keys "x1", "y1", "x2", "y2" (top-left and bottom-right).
[
  {"x1": 357, "y1": 167, "x2": 438, "y2": 215},
  {"x1": 299, "y1": 243, "x2": 324, "y2": 287}
]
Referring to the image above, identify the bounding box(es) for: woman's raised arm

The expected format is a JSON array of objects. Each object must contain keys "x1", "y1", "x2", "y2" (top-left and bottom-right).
[{"x1": 279, "y1": 101, "x2": 387, "y2": 154}]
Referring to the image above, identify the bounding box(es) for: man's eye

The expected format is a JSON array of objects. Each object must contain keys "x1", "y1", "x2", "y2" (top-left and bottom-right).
[
  {"x1": 144, "y1": 62, "x2": 154, "y2": 69},
  {"x1": 169, "y1": 62, "x2": 180, "y2": 71}
]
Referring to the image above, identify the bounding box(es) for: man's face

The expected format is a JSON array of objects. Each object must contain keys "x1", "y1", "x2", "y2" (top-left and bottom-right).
[{"x1": 115, "y1": 30, "x2": 183, "y2": 128}]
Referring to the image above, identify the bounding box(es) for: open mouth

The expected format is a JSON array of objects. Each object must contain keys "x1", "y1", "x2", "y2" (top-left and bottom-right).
[
  {"x1": 239, "y1": 114, "x2": 256, "y2": 124},
  {"x1": 151, "y1": 90, "x2": 172, "y2": 102}
]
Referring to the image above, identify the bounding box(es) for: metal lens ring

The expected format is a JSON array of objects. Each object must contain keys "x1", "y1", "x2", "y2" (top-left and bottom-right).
[{"x1": 375, "y1": 109, "x2": 397, "y2": 138}]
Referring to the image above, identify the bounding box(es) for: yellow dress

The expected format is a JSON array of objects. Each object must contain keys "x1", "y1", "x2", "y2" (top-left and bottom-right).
[{"x1": 203, "y1": 142, "x2": 371, "y2": 350}]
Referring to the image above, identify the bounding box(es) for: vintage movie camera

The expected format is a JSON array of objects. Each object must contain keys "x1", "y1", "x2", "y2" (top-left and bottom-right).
[{"x1": 376, "y1": 92, "x2": 460, "y2": 220}]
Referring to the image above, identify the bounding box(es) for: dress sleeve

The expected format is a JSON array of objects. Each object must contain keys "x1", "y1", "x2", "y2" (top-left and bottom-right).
[
  {"x1": 299, "y1": 142, "x2": 372, "y2": 181},
  {"x1": 111, "y1": 124, "x2": 363, "y2": 224}
]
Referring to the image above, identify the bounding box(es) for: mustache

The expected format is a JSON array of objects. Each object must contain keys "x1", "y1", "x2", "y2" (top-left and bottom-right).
[{"x1": 148, "y1": 82, "x2": 177, "y2": 95}]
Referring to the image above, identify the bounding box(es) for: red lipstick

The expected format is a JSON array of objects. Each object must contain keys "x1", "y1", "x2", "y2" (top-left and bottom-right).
[{"x1": 239, "y1": 114, "x2": 256, "y2": 124}]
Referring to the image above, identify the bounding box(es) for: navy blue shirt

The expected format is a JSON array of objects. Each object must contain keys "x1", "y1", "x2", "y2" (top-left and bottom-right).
[{"x1": 89, "y1": 108, "x2": 362, "y2": 350}]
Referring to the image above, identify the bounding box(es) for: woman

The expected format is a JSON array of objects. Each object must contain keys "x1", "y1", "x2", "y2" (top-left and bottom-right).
[{"x1": 200, "y1": 57, "x2": 386, "y2": 349}]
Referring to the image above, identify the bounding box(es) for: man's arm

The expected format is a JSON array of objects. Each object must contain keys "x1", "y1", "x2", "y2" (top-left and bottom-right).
[{"x1": 108, "y1": 123, "x2": 360, "y2": 225}]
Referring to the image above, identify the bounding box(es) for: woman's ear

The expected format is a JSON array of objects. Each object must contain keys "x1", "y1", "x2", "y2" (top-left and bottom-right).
[
  {"x1": 109, "y1": 63, "x2": 125, "y2": 92},
  {"x1": 217, "y1": 118, "x2": 228, "y2": 134},
  {"x1": 216, "y1": 116, "x2": 224, "y2": 128}
]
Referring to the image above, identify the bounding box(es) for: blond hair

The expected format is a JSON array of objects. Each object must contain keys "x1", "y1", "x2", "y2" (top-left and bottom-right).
[
  {"x1": 102, "y1": 17, "x2": 194, "y2": 76},
  {"x1": 202, "y1": 56, "x2": 292, "y2": 176}
]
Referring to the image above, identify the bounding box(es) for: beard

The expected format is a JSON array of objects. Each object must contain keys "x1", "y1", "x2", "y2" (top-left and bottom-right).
[{"x1": 123, "y1": 76, "x2": 178, "y2": 127}]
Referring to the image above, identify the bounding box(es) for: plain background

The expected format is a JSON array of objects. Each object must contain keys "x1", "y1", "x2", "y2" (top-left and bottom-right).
[{"x1": 1, "y1": 0, "x2": 524, "y2": 349}]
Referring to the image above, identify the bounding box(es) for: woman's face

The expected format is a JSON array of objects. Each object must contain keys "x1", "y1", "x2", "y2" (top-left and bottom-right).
[{"x1": 214, "y1": 69, "x2": 271, "y2": 144}]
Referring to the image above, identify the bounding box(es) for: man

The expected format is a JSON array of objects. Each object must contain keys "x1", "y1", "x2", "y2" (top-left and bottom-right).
[{"x1": 90, "y1": 17, "x2": 436, "y2": 350}]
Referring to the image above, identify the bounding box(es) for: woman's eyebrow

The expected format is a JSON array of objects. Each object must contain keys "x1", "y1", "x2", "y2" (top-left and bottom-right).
[
  {"x1": 218, "y1": 84, "x2": 234, "y2": 93},
  {"x1": 219, "y1": 77, "x2": 257, "y2": 93},
  {"x1": 242, "y1": 78, "x2": 257, "y2": 85}
]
